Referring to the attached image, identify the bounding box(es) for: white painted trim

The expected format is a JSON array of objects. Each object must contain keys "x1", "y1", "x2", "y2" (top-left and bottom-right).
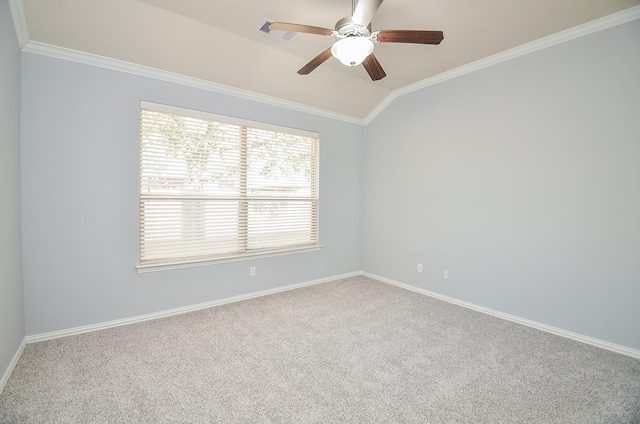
[
  {"x1": 137, "y1": 245, "x2": 322, "y2": 273},
  {"x1": 141, "y1": 100, "x2": 320, "y2": 138},
  {"x1": 362, "y1": 5, "x2": 640, "y2": 124},
  {"x1": 7, "y1": 0, "x2": 29, "y2": 49},
  {"x1": 25, "y1": 271, "x2": 360, "y2": 343},
  {"x1": 14, "y1": 267, "x2": 639, "y2": 384},
  {"x1": 21, "y1": 41, "x2": 365, "y2": 126},
  {"x1": 0, "y1": 338, "x2": 26, "y2": 395},
  {"x1": 15, "y1": 5, "x2": 639, "y2": 126},
  {"x1": 362, "y1": 271, "x2": 640, "y2": 360}
]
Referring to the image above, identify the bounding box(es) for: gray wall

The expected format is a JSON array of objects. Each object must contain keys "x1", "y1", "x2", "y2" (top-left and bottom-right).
[
  {"x1": 0, "y1": 0, "x2": 25, "y2": 378},
  {"x1": 14, "y1": 13, "x2": 640, "y2": 353},
  {"x1": 20, "y1": 54, "x2": 362, "y2": 335},
  {"x1": 361, "y1": 20, "x2": 640, "y2": 350}
]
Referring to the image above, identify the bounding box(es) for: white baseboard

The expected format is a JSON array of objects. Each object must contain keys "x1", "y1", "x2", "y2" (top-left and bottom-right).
[
  {"x1": 25, "y1": 271, "x2": 361, "y2": 343},
  {"x1": 0, "y1": 337, "x2": 26, "y2": 395},
  {"x1": 19, "y1": 269, "x2": 640, "y2": 361},
  {"x1": 362, "y1": 271, "x2": 640, "y2": 360},
  {"x1": 4, "y1": 269, "x2": 638, "y2": 395}
]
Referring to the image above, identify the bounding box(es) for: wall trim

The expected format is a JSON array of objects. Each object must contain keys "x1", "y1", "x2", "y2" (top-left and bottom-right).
[
  {"x1": 21, "y1": 41, "x2": 365, "y2": 126},
  {"x1": 362, "y1": 271, "x2": 640, "y2": 360},
  {"x1": 12, "y1": 3, "x2": 639, "y2": 126},
  {"x1": 9, "y1": 269, "x2": 638, "y2": 391},
  {"x1": 0, "y1": 338, "x2": 26, "y2": 395},
  {"x1": 24, "y1": 270, "x2": 640, "y2": 360},
  {"x1": 25, "y1": 271, "x2": 360, "y2": 343},
  {"x1": 7, "y1": 0, "x2": 29, "y2": 49},
  {"x1": 363, "y1": 4, "x2": 640, "y2": 123}
]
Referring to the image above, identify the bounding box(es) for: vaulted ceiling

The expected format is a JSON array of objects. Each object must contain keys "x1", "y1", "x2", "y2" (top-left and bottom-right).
[{"x1": 12, "y1": 0, "x2": 640, "y2": 122}]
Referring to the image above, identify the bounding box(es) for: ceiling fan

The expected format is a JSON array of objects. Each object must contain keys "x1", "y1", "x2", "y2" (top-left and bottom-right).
[{"x1": 269, "y1": 0, "x2": 444, "y2": 81}]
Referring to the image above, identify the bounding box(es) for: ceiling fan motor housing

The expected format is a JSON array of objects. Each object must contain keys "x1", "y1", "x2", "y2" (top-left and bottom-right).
[{"x1": 335, "y1": 16, "x2": 371, "y2": 38}]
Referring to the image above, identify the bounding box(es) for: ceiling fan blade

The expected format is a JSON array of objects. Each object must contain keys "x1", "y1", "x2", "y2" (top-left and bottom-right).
[
  {"x1": 298, "y1": 48, "x2": 333, "y2": 75},
  {"x1": 362, "y1": 53, "x2": 386, "y2": 81},
  {"x1": 352, "y1": 0, "x2": 384, "y2": 27},
  {"x1": 269, "y1": 22, "x2": 333, "y2": 36},
  {"x1": 376, "y1": 30, "x2": 444, "y2": 45}
]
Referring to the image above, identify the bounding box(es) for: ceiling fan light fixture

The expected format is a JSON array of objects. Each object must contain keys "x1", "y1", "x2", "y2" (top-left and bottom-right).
[{"x1": 331, "y1": 36, "x2": 374, "y2": 67}]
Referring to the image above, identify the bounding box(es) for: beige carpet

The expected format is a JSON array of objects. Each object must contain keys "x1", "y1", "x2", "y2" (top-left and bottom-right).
[{"x1": 1, "y1": 275, "x2": 639, "y2": 423}]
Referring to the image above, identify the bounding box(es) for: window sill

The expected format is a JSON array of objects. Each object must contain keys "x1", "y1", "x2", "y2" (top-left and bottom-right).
[{"x1": 136, "y1": 244, "x2": 322, "y2": 273}]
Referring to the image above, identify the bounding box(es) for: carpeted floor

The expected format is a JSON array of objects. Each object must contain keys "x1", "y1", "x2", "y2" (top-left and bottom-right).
[{"x1": 1, "y1": 275, "x2": 639, "y2": 423}]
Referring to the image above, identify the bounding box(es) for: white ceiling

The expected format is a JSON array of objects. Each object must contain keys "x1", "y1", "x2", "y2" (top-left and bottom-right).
[{"x1": 14, "y1": 0, "x2": 640, "y2": 121}]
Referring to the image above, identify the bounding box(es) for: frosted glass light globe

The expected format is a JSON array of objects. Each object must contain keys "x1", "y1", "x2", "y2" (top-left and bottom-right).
[{"x1": 331, "y1": 37, "x2": 374, "y2": 67}]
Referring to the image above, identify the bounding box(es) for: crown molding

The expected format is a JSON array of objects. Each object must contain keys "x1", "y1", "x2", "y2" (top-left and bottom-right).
[
  {"x1": 12, "y1": 1, "x2": 640, "y2": 126},
  {"x1": 21, "y1": 41, "x2": 366, "y2": 126},
  {"x1": 363, "y1": 4, "x2": 640, "y2": 124},
  {"x1": 7, "y1": 0, "x2": 29, "y2": 48}
]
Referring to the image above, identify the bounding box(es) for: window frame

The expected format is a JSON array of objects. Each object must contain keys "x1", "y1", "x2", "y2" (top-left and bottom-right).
[{"x1": 136, "y1": 101, "x2": 321, "y2": 273}]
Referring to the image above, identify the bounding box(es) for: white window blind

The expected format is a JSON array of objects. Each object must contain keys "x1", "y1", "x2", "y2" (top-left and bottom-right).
[{"x1": 138, "y1": 102, "x2": 319, "y2": 271}]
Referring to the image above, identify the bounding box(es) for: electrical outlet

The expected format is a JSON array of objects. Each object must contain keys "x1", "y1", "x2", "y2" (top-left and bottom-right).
[
  {"x1": 444, "y1": 269, "x2": 450, "y2": 280},
  {"x1": 250, "y1": 266, "x2": 256, "y2": 276},
  {"x1": 417, "y1": 263, "x2": 423, "y2": 273}
]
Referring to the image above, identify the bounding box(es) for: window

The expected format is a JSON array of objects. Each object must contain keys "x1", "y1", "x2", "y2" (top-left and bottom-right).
[{"x1": 137, "y1": 102, "x2": 320, "y2": 271}]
